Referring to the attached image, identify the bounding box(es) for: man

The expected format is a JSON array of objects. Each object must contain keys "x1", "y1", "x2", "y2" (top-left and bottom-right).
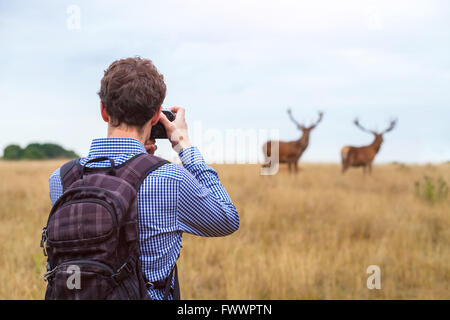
[{"x1": 48, "y1": 57, "x2": 240, "y2": 299}]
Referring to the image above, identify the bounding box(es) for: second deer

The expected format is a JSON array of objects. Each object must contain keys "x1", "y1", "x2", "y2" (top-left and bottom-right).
[{"x1": 341, "y1": 118, "x2": 397, "y2": 174}]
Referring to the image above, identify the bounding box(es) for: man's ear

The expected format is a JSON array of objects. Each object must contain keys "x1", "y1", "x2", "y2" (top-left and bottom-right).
[
  {"x1": 150, "y1": 106, "x2": 162, "y2": 126},
  {"x1": 100, "y1": 102, "x2": 109, "y2": 123}
]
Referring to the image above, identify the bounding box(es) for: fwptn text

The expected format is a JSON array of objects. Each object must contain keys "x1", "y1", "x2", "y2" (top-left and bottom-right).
[{"x1": 177, "y1": 304, "x2": 272, "y2": 317}]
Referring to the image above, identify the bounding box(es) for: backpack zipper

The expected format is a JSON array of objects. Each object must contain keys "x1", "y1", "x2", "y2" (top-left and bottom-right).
[
  {"x1": 56, "y1": 259, "x2": 115, "y2": 273},
  {"x1": 46, "y1": 259, "x2": 128, "y2": 299},
  {"x1": 57, "y1": 198, "x2": 118, "y2": 227}
]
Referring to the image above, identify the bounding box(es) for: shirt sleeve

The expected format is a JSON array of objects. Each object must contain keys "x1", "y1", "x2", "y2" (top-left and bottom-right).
[
  {"x1": 49, "y1": 168, "x2": 63, "y2": 205},
  {"x1": 176, "y1": 146, "x2": 240, "y2": 236}
]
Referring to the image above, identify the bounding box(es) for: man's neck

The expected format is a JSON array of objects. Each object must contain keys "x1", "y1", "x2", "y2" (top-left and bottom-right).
[{"x1": 107, "y1": 125, "x2": 148, "y2": 145}]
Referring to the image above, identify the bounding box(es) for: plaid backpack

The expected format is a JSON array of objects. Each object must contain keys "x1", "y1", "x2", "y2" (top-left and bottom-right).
[{"x1": 40, "y1": 153, "x2": 172, "y2": 300}]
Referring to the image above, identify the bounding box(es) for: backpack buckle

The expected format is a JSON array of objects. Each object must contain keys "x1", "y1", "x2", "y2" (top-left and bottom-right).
[
  {"x1": 40, "y1": 227, "x2": 49, "y2": 256},
  {"x1": 112, "y1": 260, "x2": 133, "y2": 283},
  {"x1": 44, "y1": 264, "x2": 55, "y2": 282}
]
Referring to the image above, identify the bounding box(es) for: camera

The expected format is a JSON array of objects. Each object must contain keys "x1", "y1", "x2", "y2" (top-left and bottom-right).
[{"x1": 150, "y1": 109, "x2": 176, "y2": 139}]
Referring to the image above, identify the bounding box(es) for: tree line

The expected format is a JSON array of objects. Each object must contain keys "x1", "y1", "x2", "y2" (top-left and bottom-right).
[{"x1": 2, "y1": 143, "x2": 79, "y2": 160}]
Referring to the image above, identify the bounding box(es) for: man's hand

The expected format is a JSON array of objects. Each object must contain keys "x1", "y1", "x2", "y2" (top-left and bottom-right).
[
  {"x1": 159, "y1": 106, "x2": 191, "y2": 152},
  {"x1": 144, "y1": 138, "x2": 158, "y2": 155}
]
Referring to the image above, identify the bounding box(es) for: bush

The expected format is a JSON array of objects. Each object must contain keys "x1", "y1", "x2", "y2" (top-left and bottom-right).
[{"x1": 415, "y1": 176, "x2": 449, "y2": 204}]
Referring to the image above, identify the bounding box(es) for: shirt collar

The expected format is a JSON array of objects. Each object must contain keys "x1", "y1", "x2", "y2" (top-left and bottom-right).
[{"x1": 87, "y1": 138, "x2": 146, "y2": 157}]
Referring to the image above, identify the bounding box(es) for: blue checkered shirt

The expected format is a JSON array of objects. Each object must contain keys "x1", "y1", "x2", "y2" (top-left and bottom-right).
[{"x1": 48, "y1": 138, "x2": 239, "y2": 299}]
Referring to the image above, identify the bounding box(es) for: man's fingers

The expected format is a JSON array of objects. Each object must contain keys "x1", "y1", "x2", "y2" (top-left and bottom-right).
[
  {"x1": 144, "y1": 139, "x2": 155, "y2": 147},
  {"x1": 170, "y1": 106, "x2": 181, "y2": 113},
  {"x1": 170, "y1": 106, "x2": 185, "y2": 119},
  {"x1": 157, "y1": 106, "x2": 190, "y2": 150},
  {"x1": 144, "y1": 140, "x2": 157, "y2": 155},
  {"x1": 159, "y1": 112, "x2": 170, "y2": 125}
]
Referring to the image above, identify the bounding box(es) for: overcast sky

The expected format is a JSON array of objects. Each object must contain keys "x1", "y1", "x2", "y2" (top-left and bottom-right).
[{"x1": 1, "y1": 0, "x2": 449, "y2": 163}]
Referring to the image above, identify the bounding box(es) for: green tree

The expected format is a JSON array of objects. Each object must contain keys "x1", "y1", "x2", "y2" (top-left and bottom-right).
[
  {"x1": 41, "y1": 143, "x2": 67, "y2": 158},
  {"x1": 23, "y1": 143, "x2": 47, "y2": 159},
  {"x1": 3, "y1": 143, "x2": 79, "y2": 160},
  {"x1": 3, "y1": 144, "x2": 24, "y2": 160}
]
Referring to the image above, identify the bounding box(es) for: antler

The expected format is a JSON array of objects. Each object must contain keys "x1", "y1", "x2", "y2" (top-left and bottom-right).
[
  {"x1": 381, "y1": 118, "x2": 397, "y2": 134},
  {"x1": 309, "y1": 111, "x2": 324, "y2": 129},
  {"x1": 353, "y1": 118, "x2": 374, "y2": 134},
  {"x1": 287, "y1": 108, "x2": 303, "y2": 129}
]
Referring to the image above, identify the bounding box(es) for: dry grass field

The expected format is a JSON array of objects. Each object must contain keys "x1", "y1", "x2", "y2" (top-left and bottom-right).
[{"x1": 0, "y1": 160, "x2": 449, "y2": 299}]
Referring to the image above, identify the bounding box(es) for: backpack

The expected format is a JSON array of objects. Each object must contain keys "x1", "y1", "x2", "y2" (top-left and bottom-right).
[{"x1": 40, "y1": 153, "x2": 173, "y2": 300}]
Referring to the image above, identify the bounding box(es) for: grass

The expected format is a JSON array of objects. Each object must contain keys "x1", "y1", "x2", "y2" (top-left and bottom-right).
[{"x1": 0, "y1": 160, "x2": 449, "y2": 299}]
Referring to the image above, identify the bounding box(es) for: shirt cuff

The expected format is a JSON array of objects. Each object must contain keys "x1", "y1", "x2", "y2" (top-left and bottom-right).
[{"x1": 178, "y1": 146, "x2": 205, "y2": 167}]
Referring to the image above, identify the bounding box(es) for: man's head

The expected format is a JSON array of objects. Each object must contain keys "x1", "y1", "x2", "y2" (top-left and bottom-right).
[{"x1": 98, "y1": 57, "x2": 166, "y2": 135}]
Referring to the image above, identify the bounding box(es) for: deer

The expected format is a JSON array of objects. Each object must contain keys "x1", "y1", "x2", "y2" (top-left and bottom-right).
[
  {"x1": 262, "y1": 109, "x2": 323, "y2": 173},
  {"x1": 341, "y1": 118, "x2": 397, "y2": 174}
]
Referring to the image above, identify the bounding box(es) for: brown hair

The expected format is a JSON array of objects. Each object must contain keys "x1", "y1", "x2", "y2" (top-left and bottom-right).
[{"x1": 98, "y1": 57, "x2": 166, "y2": 128}]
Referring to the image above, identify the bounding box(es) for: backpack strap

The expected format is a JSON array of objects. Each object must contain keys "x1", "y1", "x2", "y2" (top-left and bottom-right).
[
  {"x1": 60, "y1": 158, "x2": 82, "y2": 192},
  {"x1": 114, "y1": 153, "x2": 169, "y2": 191},
  {"x1": 163, "y1": 264, "x2": 180, "y2": 300},
  {"x1": 147, "y1": 263, "x2": 180, "y2": 300},
  {"x1": 60, "y1": 154, "x2": 168, "y2": 192},
  {"x1": 114, "y1": 153, "x2": 180, "y2": 299}
]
